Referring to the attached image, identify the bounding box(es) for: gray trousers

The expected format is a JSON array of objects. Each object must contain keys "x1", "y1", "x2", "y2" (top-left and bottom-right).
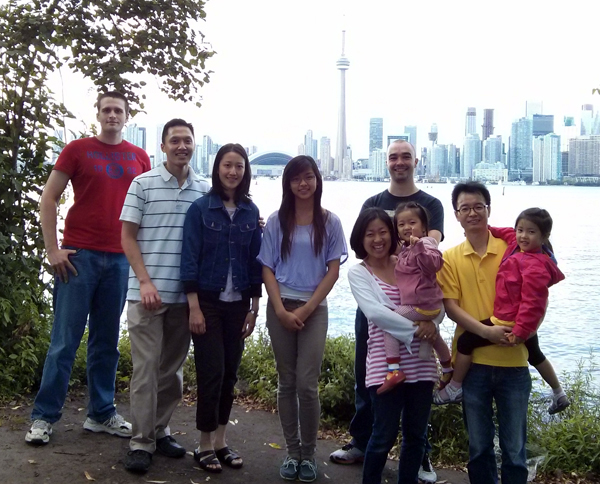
[
  {"x1": 127, "y1": 301, "x2": 190, "y2": 453},
  {"x1": 266, "y1": 298, "x2": 328, "y2": 460}
]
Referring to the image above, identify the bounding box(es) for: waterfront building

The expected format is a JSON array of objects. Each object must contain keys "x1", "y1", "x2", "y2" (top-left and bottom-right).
[
  {"x1": 532, "y1": 114, "x2": 554, "y2": 137},
  {"x1": 320, "y1": 137, "x2": 332, "y2": 174},
  {"x1": 472, "y1": 162, "x2": 507, "y2": 183},
  {"x1": 404, "y1": 125, "x2": 417, "y2": 150},
  {"x1": 369, "y1": 118, "x2": 383, "y2": 154},
  {"x1": 201, "y1": 135, "x2": 213, "y2": 175},
  {"x1": 155, "y1": 124, "x2": 165, "y2": 166},
  {"x1": 369, "y1": 148, "x2": 387, "y2": 179},
  {"x1": 462, "y1": 133, "x2": 481, "y2": 179},
  {"x1": 446, "y1": 144, "x2": 460, "y2": 177},
  {"x1": 580, "y1": 104, "x2": 594, "y2": 135},
  {"x1": 508, "y1": 117, "x2": 533, "y2": 180},
  {"x1": 249, "y1": 151, "x2": 293, "y2": 177},
  {"x1": 387, "y1": 134, "x2": 409, "y2": 146},
  {"x1": 303, "y1": 130, "x2": 318, "y2": 160},
  {"x1": 561, "y1": 116, "x2": 578, "y2": 151},
  {"x1": 334, "y1": 31, "x2": 351, "y2": 179},
  {"x1": 465, "y1": 107, "x2": 476, "y2": 136},
  {"x1": 568, "y1": 136, "x2": 600, "y2": 176},
  {"x1": 484, "y1": 135, "x2": 503, "y2": 164},
  {"x1": 430, "y1": 144, "x2": 447, "y2": 179},
  {"x1": 482, "y1": 109, "x2": 494, "y2": 141},
  {"x1": 191, "y1": 144, "x2": 202, "y2": 173}
]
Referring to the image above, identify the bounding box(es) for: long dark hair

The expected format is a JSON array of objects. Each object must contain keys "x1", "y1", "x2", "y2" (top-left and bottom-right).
[
  {"x1": 210, "y1": 143, "x2": 252, "y2": 204},
  {"x1": 515, "y1": 207, "x2": 554, "y2": 252},
  {"x1": 279, "y1": 155, "x2": 328, "y2": 261}
]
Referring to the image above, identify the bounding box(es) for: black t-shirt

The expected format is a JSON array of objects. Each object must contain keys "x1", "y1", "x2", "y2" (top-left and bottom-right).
[{"x1": 361, "y1": 189, "x2": 444, "y2": 240}]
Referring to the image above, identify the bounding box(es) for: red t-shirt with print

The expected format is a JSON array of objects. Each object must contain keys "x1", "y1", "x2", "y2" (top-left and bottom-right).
[{"x1": 54, "y1": 137, "x2": 151, "y2": 253}]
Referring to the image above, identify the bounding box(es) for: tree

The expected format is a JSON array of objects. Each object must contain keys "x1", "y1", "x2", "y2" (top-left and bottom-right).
[{"x1": 0, "y1": 0, "x2": 214, "y2": 397}]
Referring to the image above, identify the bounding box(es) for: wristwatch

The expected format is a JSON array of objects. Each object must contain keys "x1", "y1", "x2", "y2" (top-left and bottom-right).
[{"x1": 248, "y1": 309, "x2": 258, "y2": 316}]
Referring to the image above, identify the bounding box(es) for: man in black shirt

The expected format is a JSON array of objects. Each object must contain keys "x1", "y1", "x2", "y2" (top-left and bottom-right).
[{"x1": 330, "y1": 140, "x2": 444, "y2": 483}]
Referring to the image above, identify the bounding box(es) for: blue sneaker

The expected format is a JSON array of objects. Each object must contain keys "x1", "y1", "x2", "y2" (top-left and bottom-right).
[
  {"x1": 298, "y1": 458, "x2": 317, "y2": 482},
  {"x1": 280, "y1": 456, "x2": 299, "y2": 481}
]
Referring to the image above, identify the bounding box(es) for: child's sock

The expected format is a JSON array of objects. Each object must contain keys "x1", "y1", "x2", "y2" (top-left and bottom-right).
[
  {"x1": 552, "y1": 387, "x2": 566, "y2": 402},
  {"x1": 388, "y1": 363, "x2": 400, "y2": 371},
  {"x1": 386, "y1": 357, "x2": 401, "y2": 372}
]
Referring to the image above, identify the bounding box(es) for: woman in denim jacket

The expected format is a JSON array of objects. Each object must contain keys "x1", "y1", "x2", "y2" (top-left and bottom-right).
[{"x1": 181, "y1": 143, "x2": 262, "y2": 473}]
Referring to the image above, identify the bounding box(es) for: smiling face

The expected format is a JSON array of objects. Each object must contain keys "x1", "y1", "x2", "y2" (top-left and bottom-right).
[
  {"x1": 161, "y1": 126, "x2": 194, "y2": 169},
  {"x1": 387, "y1": 141, "x2": 417, "y2": 184},
  {"x1": 289, "y1": 168, "x2": 317, "y2": 201},
  {"x1": 454, "y1": 192, "x2": 490, "y2": 234},
  {"x1": 363, "y1": 218, "x2": 392, "y2": 260},
  {"x1": 516, "y1": 218, "x2": 544, "y2": 252},
  {"x1": 396, "y1": 209, "x2": 426, "y2": 243},
  {"x1": 218, "y1": 151, "x2": 246, "y2": 195},
  {"x1": 96, "y1": 97, "x2": 128, "y2": 135}
]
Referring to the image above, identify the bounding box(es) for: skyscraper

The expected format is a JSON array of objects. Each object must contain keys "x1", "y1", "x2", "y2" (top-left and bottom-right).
[
  {"x1": 581, "y1": 104, "x2": 594, "y2": 135},
  {"x1": 484, "y1": 135, "x2": 503, "y2": 164},
  {"x1": 430, "y1": 144, "x2": 447, "y2": 179},
  {"x1": 533, "y1": 134, "x2": 561, "y2": 182},
  {"x1": 319, "y1": 137, "x2": 332, "y2": 174},
  {"x1": 304, "y1": 130, "x2": 318, "y2": 160},
  {"x1": 532, "y1": 114, "x2": 554, "y2": 137},
  {"x1": 568, "y1": 136, "x2": 600, "y2": 175},
  {"x1": 508, "y1": 118, "x2": 533, "y2": 179},
  {"x1": 463, "y1": 134, "x2": 481, "y2": 179},
  {"x1": 404, "y1": 125, "x2": 417, "y2": 150},
  {"x1": 482, "y1": 109, "x2": 494, "y2": 141},
  {"x1": 465, "y1": 107, "x2": 476, "y2": 136},
  {"x1": 155, "y1": 124, "x2": 165, "y2": 167},
  {"x1": 334, "y1": 31, "x2": 350, "y2": 179},
  {"x1": 428, "y1": 124, "x2": 438, "y2": 176},
  {"x1": 387, "y1": 135, "x2": 409, "y2": 147},
  {"x1": 202, "y1": 135, "x2": 213, "y2": 175},
  {"x1": 369, "y1": 118, "x2": 383, "y2": 154}
]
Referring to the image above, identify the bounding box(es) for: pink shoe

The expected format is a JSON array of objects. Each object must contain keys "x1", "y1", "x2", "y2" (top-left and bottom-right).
[{"x1": 376, "y1": 370, "x2": 406, "y2": 395}]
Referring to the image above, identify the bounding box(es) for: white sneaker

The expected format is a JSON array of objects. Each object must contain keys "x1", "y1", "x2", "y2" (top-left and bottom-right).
[
  {"x1": 25, "y1": 419, "x2": 53, "y2": 445},
  {"x1": 83, "y1": 413, "x2": 132, "y2": 437},
  {"x1": 418, "y1": 453, "x2": 437, "y2": 483}
]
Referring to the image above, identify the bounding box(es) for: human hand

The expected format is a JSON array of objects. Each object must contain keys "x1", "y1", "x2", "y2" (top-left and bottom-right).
[
  {"x1": 409, "y1": 235, "x2": 421, "y2": 246},
  {"x1": 189, "y1": 308, "x2": 206, "y2": 335},
  {"x1": 292, "y1": 304, "x2": 312, "y2": 323},
  {"x1": 47, "y1": 247, "x2": 78, "y2": 282},
  {"x1": 484, "y1": 325, "x2": 513, "y2": 345},
  {"x1": 277, "y1": 310, "x2": 304, "y2": 331},
  {"x1": 507, "y1": 333, "x2": 525, "y2": 345},
  {"x1": 414, "y1": 320, "x2": 438, "y2": 342},
  {"x1": 258, "y1": 216, "x2": 265, "y2": 229},
  {"x1": 140, "y1": 280, "x2": 162, "y2": 310},
  {"x1": 241, "y1": 311, "x2": 257, "y2": 339}
]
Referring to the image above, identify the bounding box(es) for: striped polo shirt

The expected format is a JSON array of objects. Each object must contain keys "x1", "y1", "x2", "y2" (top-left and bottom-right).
[
  {"x1": 120, "y1": 163, "x2": 210, "y2": 304},
  {"x1": 365, "y1": 277, "x2": 438, "y2": 388}
]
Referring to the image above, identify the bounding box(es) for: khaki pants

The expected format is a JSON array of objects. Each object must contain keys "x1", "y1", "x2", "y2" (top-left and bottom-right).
[{"x1": 127, "y1": 301, "x2": 190, "y2": 452}]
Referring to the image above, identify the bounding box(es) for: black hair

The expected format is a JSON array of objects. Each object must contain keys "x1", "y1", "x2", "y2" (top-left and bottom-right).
[
  {"x1": 210, "y1": 143, "x2": 252, "y2": 204},
  {"x1": 350, "y1": 208, "x2": 398, "y2": 260},
  {"x1": 451, "y1": 181, "x2": 491, "y2": 211},
  {"x1": 161, "y1": 118, "x2": 195, "y2": 144},
  {"x1": 96, "y1": 91, "x2": 129, "y2": 115},
  {"x1": 515, "y1": 207, "x2": 554, "y2": 251},
  {"x1": 394, "y1": 201, "x2": 431, "y2": 236},
  {"x1": 279, "y1": 155, "x2": 327, "y2": 261}
]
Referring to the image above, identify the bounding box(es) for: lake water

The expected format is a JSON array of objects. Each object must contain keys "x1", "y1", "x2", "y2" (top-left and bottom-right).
[{"x1": 251, "y1": 179, "x2": 600, "y2": 384}]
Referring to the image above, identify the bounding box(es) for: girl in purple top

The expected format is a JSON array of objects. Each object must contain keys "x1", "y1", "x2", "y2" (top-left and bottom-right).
[
  {"x1": 258, "y1": 156, "x2": 347, "y2": 483},
  {"x1": 378, "y1": 202, "x2": 452, "y2": 395}
]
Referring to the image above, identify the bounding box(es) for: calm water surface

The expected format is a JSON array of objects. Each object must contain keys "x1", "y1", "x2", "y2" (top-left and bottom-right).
[{"x1": 252, "y1": 180, "x2": 600, "y2": 384}]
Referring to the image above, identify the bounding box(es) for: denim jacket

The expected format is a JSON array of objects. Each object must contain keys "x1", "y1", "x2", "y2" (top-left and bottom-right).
[{"x1": 181, "y1": 192, "x2": 262, "y2": 298}]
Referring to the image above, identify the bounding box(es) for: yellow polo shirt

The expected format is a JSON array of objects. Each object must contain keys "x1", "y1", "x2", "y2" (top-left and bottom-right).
[{"x1": 437, "y1": 232, "x2": 528, "y2": 367}]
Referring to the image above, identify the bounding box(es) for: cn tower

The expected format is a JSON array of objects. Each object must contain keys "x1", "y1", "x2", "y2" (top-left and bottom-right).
[{"x1": 334, "y1": 30, "x2": 350, "y2": 179}]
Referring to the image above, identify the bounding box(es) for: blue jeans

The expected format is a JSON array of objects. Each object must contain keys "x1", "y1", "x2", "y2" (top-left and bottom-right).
[
  {"x1": 363, "y1": 381, "x2": 434, "y2": 484},
  {"x1": 32, "y1": 248, "x2": 128, "y2": 424},
  {"x1": 463, "y1": 364, "x2": 531, "y2": 484}
]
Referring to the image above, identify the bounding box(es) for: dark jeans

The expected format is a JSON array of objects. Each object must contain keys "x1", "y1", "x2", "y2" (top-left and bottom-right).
[
  {"x1": 463, "y1": 364, "x2": 531, "y2": 484},
  {"x1": 192, "y1": 295, "x2": 247, "y2": 432},
  {"x1": 350, "y1": 309, "x2": 434, "y2": 456},
  {"x1": 363, "y1": 381, "x2": 434, "y2": 484},
  {"x1": 457, "y1": 320, "x2": 546, "y2": 366}
]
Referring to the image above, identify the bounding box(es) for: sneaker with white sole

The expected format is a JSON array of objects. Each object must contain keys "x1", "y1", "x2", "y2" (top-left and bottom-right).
[
  {"x1": 418, "y1": 452, "x2": 437, "y2": 483},
  {"x1": 25, "y1": 419, "x2": 53, "y2": 445},
  {"x1": 433, "y1": 383, "x2": 463, "y2": 405},
  {"x1": 83, "y1": 413, "x2": 132, "y2": 437},
  {"x1": 329, "y1": 443, "x2": 365, "y2": 464}
]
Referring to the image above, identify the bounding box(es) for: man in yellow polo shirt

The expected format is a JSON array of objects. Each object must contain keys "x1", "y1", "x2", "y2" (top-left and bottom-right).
[{"x1": 437, "y1": 181, "x2": 530, "y2": 484}]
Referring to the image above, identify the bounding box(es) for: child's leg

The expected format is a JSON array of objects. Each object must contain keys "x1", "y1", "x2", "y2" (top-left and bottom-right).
[
  {"x1": 433, "y1": 337, "x2": 454, "y2": 388},
  {"x1": 526, "y1": 334, "x2": 570, "y2": 414},
  {"x1": 377, "y1": 332, "x2": 406, "y2": 395}
]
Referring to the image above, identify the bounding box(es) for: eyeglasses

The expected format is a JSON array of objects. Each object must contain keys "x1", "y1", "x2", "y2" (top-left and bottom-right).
[{"x1": 456, "y1": 204, "x2": 488, "y2": 215}]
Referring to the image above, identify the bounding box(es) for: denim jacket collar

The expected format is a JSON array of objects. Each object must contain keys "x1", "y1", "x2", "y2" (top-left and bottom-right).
[{"x1": 207, "y1": 191, "x2": 251, "y2": 211}]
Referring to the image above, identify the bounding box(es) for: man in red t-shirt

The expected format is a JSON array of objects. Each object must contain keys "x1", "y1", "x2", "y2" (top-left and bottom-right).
[{"x1": 26, "y1": 92, "x2": 151, "y2": 446}]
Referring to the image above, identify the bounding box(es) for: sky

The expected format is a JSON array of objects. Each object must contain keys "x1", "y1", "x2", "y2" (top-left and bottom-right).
[{"x1": 57, "y1": 0, "x2": 600, "y2": 159}]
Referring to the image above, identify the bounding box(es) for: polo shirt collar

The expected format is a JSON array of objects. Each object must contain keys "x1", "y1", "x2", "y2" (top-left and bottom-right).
[
  {"x1": 158, "y1": 162, "x2": 199, "y2": 186},
  {"x1": 462, "y1": 229, "x2": 503, "y2": 256}
]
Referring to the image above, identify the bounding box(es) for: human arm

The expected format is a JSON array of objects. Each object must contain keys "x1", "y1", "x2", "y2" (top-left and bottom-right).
[
  {"x1": 262, "y1": 266, "x2": 304, "y2": 331},
  {"x1": 121, "y1": 221, "x2": 161, "y2": 310},
  {"x1": 40, "y1": 170, "x2": 77, "y2": 282},
  {"x1": 444, "y1": 298, "x2": 511, "y2": 344},
  {"x1": 488, "y1": 226, "x2": 516, "y2": 245},
  {"x1": 412, "y1": 237, "x2": 444, "y2": 275},
  {"x1": 292, "y1": 259, "x2": 341, "y2": 322},
  {"x1": 186, "y1": 292, "x2": 205, "y2": 334},
  {"x1": 241, "y1": 296, "x2": 260, "y2": 339},
  {"x1": 180, "y1": 202, "x2": 204, "y2": 294}
]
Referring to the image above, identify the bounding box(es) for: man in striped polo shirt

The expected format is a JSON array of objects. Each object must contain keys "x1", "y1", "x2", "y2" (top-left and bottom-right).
[{"x1": 120, "y1": 118, "x2": 210, "y2": 473}]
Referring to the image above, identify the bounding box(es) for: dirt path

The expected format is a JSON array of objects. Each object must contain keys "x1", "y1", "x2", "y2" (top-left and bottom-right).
[{"x1": 1, "y1": 392, "x2": 470, "y2": 484}]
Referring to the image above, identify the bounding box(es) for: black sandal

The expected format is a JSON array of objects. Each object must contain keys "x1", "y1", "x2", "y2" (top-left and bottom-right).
[
  {"x1": 215, "y1": 446, "x2": 243, "y2": 469},
  {"x1": 193, "y1": 449, "x2": 223, "y2": 473}
]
